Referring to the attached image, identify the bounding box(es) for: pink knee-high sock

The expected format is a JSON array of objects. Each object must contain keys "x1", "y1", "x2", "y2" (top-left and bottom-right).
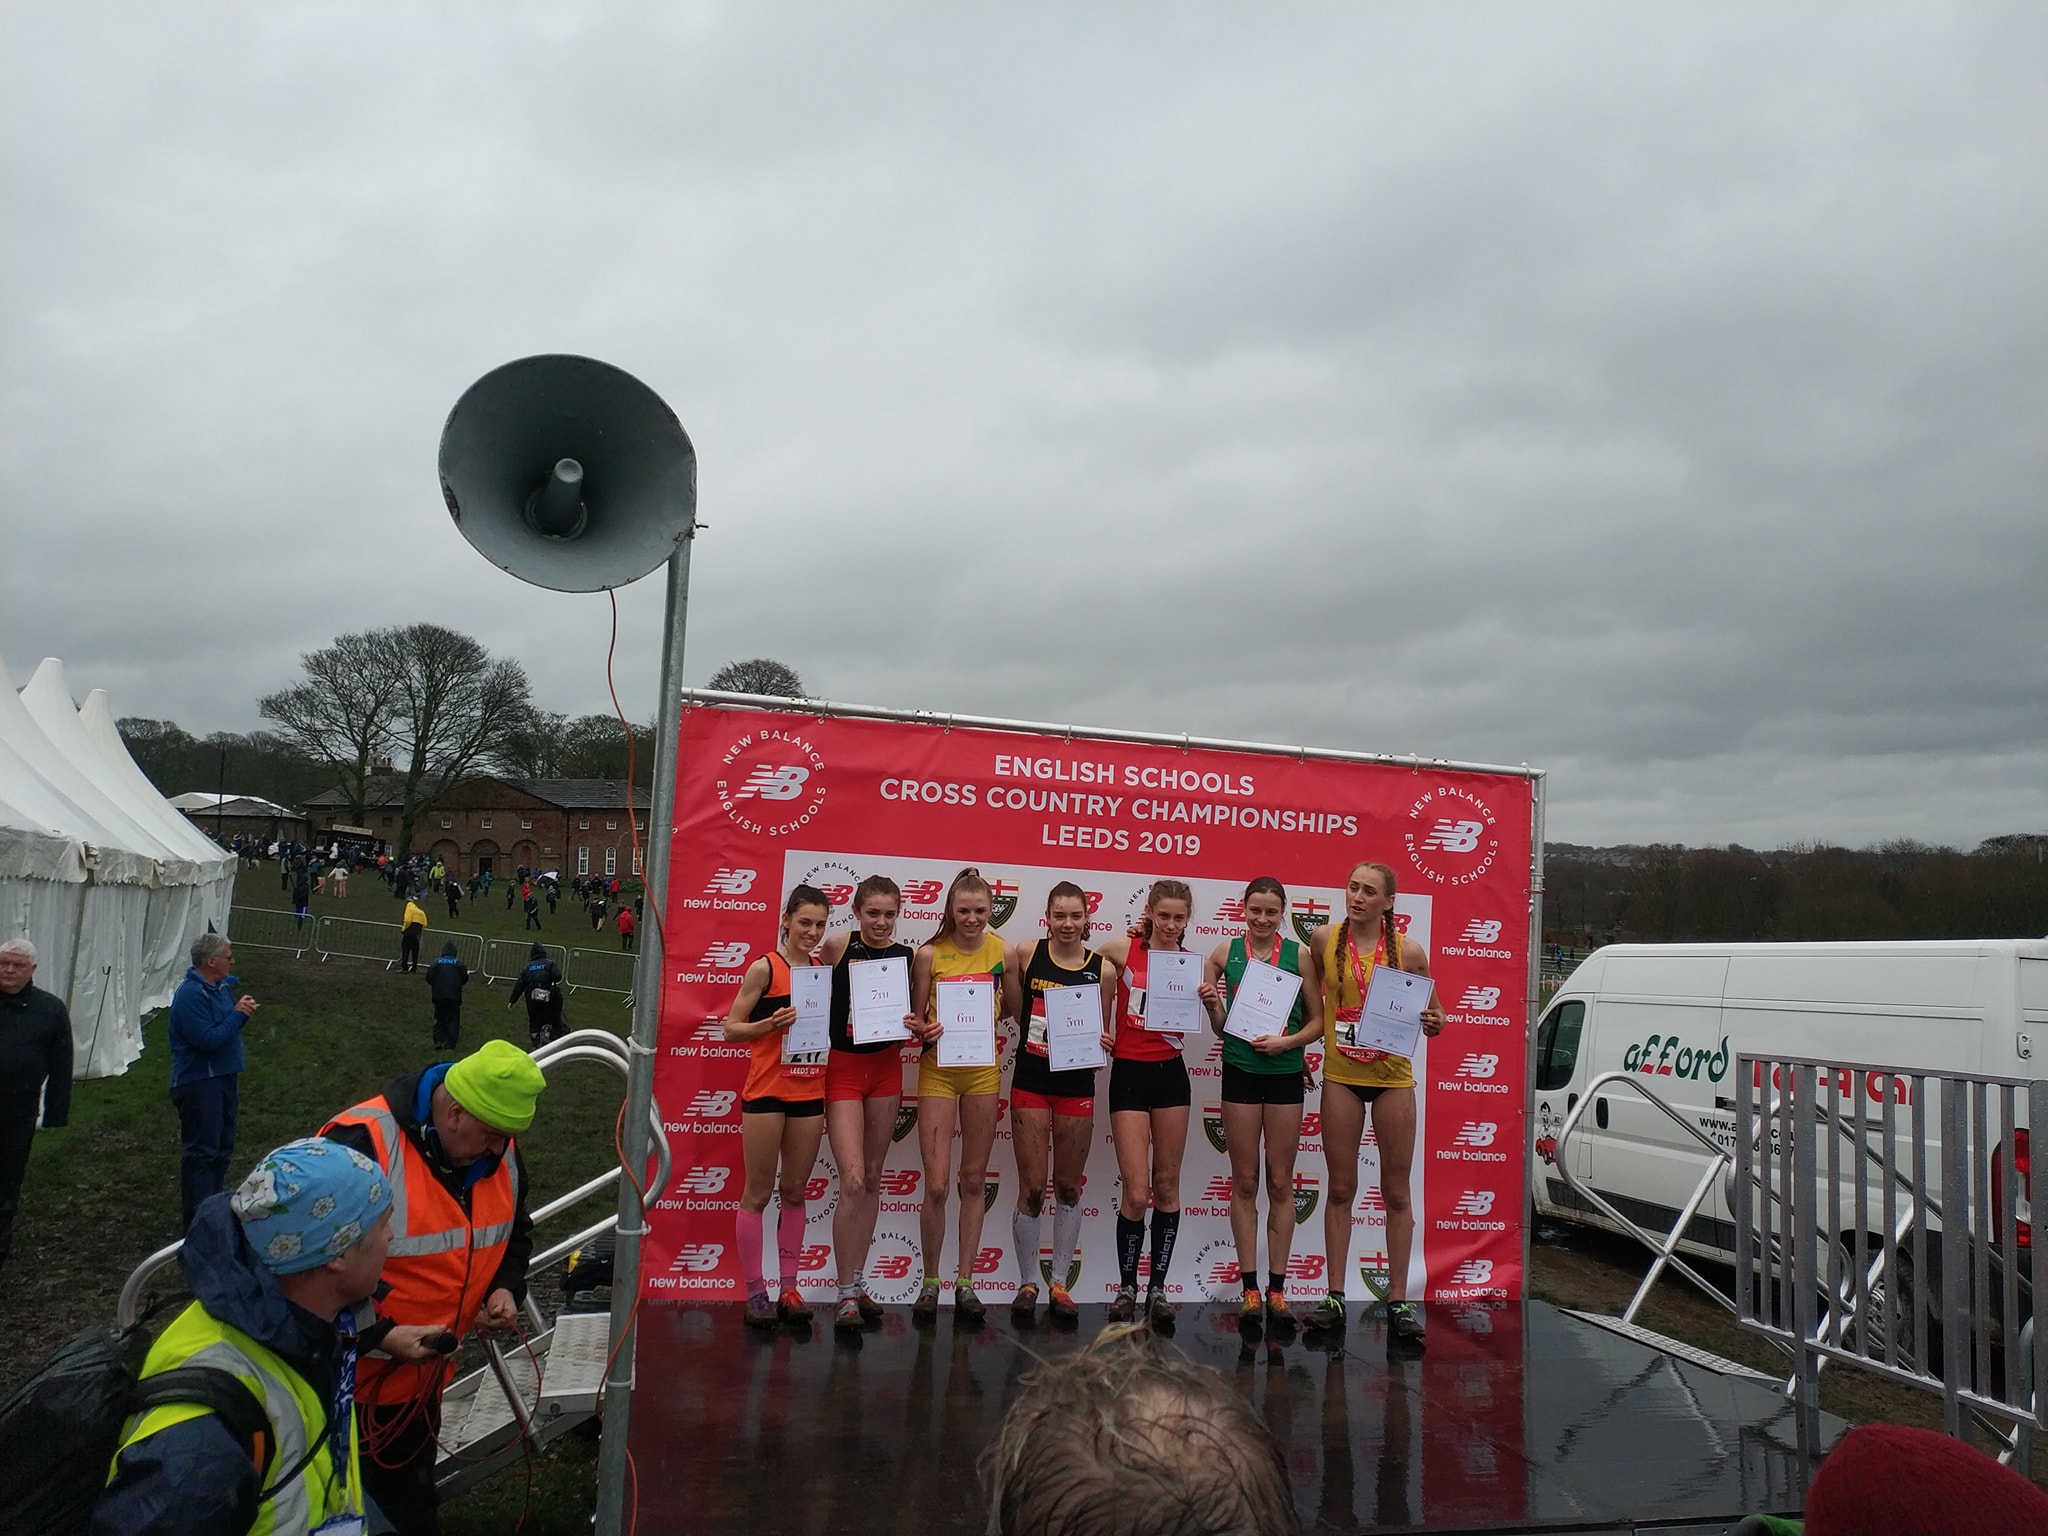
[
  {"x1": 777, "y1": 1202, "x2": 806, "y2": 1291},
  {"x1": 736, "y1": 1208, "x2": 767, "y2": 1300}
]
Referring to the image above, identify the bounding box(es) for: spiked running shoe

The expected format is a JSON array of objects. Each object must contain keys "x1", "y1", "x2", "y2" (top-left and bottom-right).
[
  {"x1": 744, "y1": 1292, "x2": 778, "y2": 1330},
  {"x1": 1106, "y1": 1287, "x2": 1139, "y2": 1323},
  {"x1": 954, "y1": 1284, "x2": 987, "y2": 1321},
  {"x1": 1302, "y1": 1294, "x2": 1348, "y2": 1331},
  {"x1": 834, "y1": 1296, "x2": 864, "y2": 1332},
  {"x1": 778, "y1": 1288, "x2": 813, "y2": 1325},
  {"x1": 1240, "y1": 1289, "x2": 1265, "y2": 1322},
  {"x1": 1048, "y1": 1283, "x2": 1080, "y2": 1321},
  {"x1": 912, "y1": 1281, "x2": 942, "y2": 1322},
  {"x1": 1146, "y1": 1289, "x2": 1178, "y2": 1327},
  {"x1": 1011, "y1": 1283, "x2": 1039, "y2": 1320},
  {"x1": 855, "y1": 1290, "x2": 885, "y2": 1324},
  {"x1": 1387, "y1": 1300, "x2": 1427, "y2": 1346},
  {"x1": 1264, "y1": 1290, "x2": 1294, "y2": 1328}
]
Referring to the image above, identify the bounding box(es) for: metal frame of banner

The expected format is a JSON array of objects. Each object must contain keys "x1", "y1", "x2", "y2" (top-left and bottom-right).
[{"x1": 672, "y1": 687, "x2": 1549, "y2": 1302}]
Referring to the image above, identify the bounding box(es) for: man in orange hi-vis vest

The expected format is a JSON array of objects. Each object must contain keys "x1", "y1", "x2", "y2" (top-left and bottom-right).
[{"x1": 322, "y1": 1039, "x2": 545, "y2": 1535}]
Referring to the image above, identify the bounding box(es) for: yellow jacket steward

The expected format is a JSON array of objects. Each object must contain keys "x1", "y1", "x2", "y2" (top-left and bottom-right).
[{"x1": 321, "y1": 1064, "x2": 532, "y2": 1407}]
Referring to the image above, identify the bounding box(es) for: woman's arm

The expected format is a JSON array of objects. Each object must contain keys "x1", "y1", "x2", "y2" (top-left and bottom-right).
[{"x1": 722, "y1": 957, "x2": 787, "y2": 1042}]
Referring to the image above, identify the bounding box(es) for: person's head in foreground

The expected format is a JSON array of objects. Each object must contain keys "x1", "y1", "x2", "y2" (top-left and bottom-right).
[
  {"x1": 229, "y1": 1136, "x2": 393, "y2": 1311},
  {"x1": 981, "y1": 1328, "x2": 1296, "y2": 1536},
  {"x1": 1801, "y1": 1422, "x2": 2048, "y2": 1536}
]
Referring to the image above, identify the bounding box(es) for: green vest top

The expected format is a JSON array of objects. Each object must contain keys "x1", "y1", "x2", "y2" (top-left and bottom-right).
[{"x1": 1221, "y1": 935, "x2": 1307, "y2": 1074}]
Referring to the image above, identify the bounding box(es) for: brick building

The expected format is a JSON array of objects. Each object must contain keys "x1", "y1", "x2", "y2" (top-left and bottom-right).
[{"x1": 304, "y1": 777, "x2": 651, "y2": 880}]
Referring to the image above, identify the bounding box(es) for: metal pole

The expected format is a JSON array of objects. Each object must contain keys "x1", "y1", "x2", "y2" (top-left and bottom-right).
[
  {"x1": 1523, "y1": 770, "x2": 1545, "y2": 1300},
  {"x1": 594, "y1": 541, "x2": 693, "y2": 1536}
]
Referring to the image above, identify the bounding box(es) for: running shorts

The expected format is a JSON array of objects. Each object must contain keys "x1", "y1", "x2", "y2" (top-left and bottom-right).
[
  {"x1": 1108, "y1": 1055, "x2": 1191, "y2": 1114},
  {"x1": 826, "y1": 1047, "x2": 904, "y2": 1103}
]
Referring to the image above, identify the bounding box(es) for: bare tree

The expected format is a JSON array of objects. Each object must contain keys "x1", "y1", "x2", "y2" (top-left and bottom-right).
[
  {"x1": 707, "y1": 657, "x2": 804, "y2": 698},
  {"x1": 382, "y1": 624, "x2": 532, "y2": 854},
  {"x1": 494, "y1": 709, "x2": 570, "y2": 779},
  {"x1": 259, "y1": 631, "x2": 400, "y2": 823}
]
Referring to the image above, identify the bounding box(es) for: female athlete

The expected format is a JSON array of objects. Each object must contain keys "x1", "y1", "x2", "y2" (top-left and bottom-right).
[
  {"x1": 1001, "y1": 881, "x2": 1116, "y2": 1323},
  {"x1": 908, "y1": 868, "x2": 1008, "y2": 1321},
  {"x1": 1098, "y1": 879, "x2": 1196, "y2": 1325},
  {"x1": 722, "y1": 884, "x2": 833, "y2": 1328},
  {"x1": 1197, "y1": 876, "x2": 1322, "y2": 1327},
  {"x1": 1300, "y1": 861, "x2": 1445, "y2": 1344},
  {"x1": 818, "y1": 875, "x2": 920, "y2": 1331}
]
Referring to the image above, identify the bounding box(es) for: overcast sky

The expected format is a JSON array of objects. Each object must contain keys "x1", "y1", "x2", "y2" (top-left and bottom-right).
[{"x1": 3, "y1": 3, "x2": 2041, "y2": 851}]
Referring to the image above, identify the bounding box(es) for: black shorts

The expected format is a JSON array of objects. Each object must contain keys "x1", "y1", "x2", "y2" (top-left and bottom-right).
[
  {"x1": 1108, "y1": 1055, "x2": 1191, "y2": 1114},
  {"x1": 742, "y1": 1095, "x2": 824, "y2": 1119},
  {"x1": 1221, "y1": 1062, "x2": 1306, "y2": 1106},
  {"x1": 1326, "y1": 1079, "x2": 1390, "y2": 1107}
]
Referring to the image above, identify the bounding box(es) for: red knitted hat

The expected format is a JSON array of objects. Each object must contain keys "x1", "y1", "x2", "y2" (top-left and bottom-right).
[{"x1": 1805, "y1": 1424, "x2": 2048, "y2": 1536}]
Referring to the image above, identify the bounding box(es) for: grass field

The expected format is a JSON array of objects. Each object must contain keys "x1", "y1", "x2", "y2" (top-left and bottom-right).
[{"x1": 1, "y1": 867, "x2": 638, "y2": 1532}]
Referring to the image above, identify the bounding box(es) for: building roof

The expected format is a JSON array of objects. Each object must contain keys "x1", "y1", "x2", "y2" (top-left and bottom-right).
[{"x1": 517, "y1": 779, "x2": 651, "y2": 812}]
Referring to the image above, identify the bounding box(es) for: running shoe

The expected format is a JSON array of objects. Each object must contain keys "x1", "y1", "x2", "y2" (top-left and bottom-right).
[
  {"x1": 778, "y1": 1288, "x2": 813, "y2": 1325},
  {"x1": 1146, "y1": 1289, "x2": 1178, "y2": 1327},
  {"x1": 1106, "y1": 1287, "x2": 1138, "y2": 1323},
  {"x1": 1264, "y1": 1290, "x2": 1295, "y2": 1329},
  {"x1": 855, "y1": 1290, "x2": 885, "y2": 1324},
  {"x1": 1302, "y1": 1294, "x2": 1347, "y2": 1331},
  {"x1": 743, "y1": 1292, "x2": 778, "y2": 1330},
  {"x1": 1387, "y1": 1300, "x2": 1427, "y2": 1346},
  {"x1": 954, "y1": 1284, "x2": 987, "y2": 1321},
  {"x1": 834, "y1": 1296, "x2": 864, "y2": 1332},
  {"x1": 1011, "y1": 1283, "x2": 1039, "y2": 1320},
  {"x1": 1239, "y1": 1289, "x2": 1265, "y2": 1322},
  {"x1": 912, "y1": 1281, "x2": 942, "y2": 1322},
  {"x1": 1047, "y1": 1283, "x2": 1080, "y2": 1322}
]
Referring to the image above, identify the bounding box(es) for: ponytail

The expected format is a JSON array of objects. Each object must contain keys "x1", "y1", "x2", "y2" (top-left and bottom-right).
[{"x1": 932, "y1": 867, "x2": 990, "y2": 949}]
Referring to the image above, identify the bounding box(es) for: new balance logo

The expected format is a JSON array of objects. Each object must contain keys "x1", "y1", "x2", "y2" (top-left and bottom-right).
[
  {"x1": 1215, "y1": 899, "x2": 1246, "y2": 923},
  {"x1": 684, "y1": 1091, "x2": 737, "y2": 1119},
  {"x1": 669, "y1": 1243, "x2": 723, "y2": 1273},
  {"x1": 732, "y1": 765, "x2": 810, "y2": 801},
  {"x1": 1459, "y1": 919, "x2": 1503, "y2": 943},
  {"x1": 871, "y1": 1254, "x2": 914, "y2": 1280},
  {"x1": 1452, "y1": 1122, "x2": 1499, "y2": 1148},
  {"x1": 901, "y1": 880, "x2": 943, "y2": 904},
  {"x1": 1452, "y1": 1259, "x2": 1495, "y2": 1285},
  {"x1": 879, "y1": 1169, "x2": 922, "y2": 1197},
  {"x1": 1202, "y1": 1176, "x2": 1236, "y2": 1203},
  {"x1": 703, "y1": 868, "x2": 757, "y2": 894},
  {"x1": 691, "y1": 1021, "x2": 725, "y2": 1044},
  {"x1": 1452, "y1": 1191, "x2": 1496, "y2": 1216},
  {"x1": 1457, "y1": 986, "x2": 1501, "y2": 1012},
  {"x1": 800, "y1": 1244, "x2": 832, "y2": 1273},
  {"x1": 676, "y1": 1165, "x2": 732, "y2": 1194},
  {"x1": 1419, "y1": 819, "x2": 1484, "y2": 853},
  {"x1": 1455, "y1": 1053, "x2": 1500, "y2": 1079},
  {"x1": 1287, "y1": 1254, "x2": 1325, "y2": 1280},
  {"x1": 698, "y1": 942, "x2": 750, "y2": 970}
]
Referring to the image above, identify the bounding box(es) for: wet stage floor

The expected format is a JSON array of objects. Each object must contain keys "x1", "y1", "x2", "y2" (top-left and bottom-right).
[{"x1": 624, "y1": 1299, "x2": 1841, "y2": 1534}]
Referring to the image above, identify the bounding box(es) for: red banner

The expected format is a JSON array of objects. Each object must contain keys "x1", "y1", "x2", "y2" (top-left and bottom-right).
[{"x1": 646, "y1": 703, "x2": 1535, "y2": 1306}]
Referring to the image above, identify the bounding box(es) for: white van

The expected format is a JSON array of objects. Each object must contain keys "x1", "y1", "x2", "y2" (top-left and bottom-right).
[{"x1": 1530, "y1": 940, "x2": 2048, "y2": 1273}]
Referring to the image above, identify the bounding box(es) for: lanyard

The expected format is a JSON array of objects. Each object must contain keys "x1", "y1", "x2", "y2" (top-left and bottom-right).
[
  {"x1": 1342, "y1": 923, "x2": 1385, "y2": 1004},
  {"x1": 331, "y1": 1310, "x2": 358, "y2": 1475}
]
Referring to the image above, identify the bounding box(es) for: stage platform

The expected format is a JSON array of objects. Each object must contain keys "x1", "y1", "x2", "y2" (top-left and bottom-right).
[{"x1": 623, "y1": 1298, "x2": 1842, "y2": 1534}]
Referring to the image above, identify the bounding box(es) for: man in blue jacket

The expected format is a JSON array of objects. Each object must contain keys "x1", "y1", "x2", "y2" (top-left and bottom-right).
[{"x1": 169, "y1": 934, "x2": 260, "y2": 1231}]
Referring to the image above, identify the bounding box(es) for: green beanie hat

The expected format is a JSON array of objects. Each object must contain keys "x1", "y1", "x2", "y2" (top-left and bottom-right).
[{"x1": 444, "y1": 1040, "x2": 546, "y2": 1133}]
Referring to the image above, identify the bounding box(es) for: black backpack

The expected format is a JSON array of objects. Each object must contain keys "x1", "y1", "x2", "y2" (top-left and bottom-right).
[{"x1": 0, "y1": 1321, "x2": 321, "y2": 1535}]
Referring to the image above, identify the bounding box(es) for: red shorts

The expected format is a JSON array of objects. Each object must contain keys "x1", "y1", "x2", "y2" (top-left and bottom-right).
[
  {"x1": 1011, "y1": 1086, "x2": 1094, "y2": 1119},
  {"x1": 825, "y1": 1047, "x2": 904, "y2": 1103}
]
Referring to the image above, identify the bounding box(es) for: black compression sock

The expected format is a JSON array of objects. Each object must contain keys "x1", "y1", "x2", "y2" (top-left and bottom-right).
[
  {"x1": 1268, "y1": 1271, "x2": 1287, "y2": 1293},
  {"x1": 1149, "y1": 1210, "x2": 1180, "y2": 1285},
  {"x1": 1116, "y1": 1214, "x2": 1144, "y2": 1291}
]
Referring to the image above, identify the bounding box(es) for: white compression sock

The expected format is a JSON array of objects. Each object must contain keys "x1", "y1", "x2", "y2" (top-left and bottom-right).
[{"x1": 1012, "y1": 1207, "x2": 1042, "y2": 1286}]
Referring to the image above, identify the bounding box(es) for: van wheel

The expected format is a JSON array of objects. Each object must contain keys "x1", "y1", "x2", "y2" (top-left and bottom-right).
[{"x1": 1859, "y1": 1243, "x2": 1939, "y2": 1372}]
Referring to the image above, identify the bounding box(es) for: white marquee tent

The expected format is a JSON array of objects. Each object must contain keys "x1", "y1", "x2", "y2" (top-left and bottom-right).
[{"x1": 0, "y1": 657, "x2": 236, "y2": 1078}]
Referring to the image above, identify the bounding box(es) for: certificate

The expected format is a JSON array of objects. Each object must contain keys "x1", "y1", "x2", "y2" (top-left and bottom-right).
[
  {"x1": 934, "y1": 976, "x2": 997, "y2": 1068},
  {"x1": 1042, "y1": 985, "x2": 1107, "y2": 1072},
  {"x1": 783, "y1": 965, "x2": 832, "y2": 1063},
  {"x1": 1223, "y1": 959, "x2": 1303, "y2": 1044},
  {"x1": 1348, "y1": 966, "x2": 1433, "y2": 1060},
  {"x1": 1143, "y1": 951, "x2": 1203, "y2": 1034},
  {"x1": 848, "y1": 956, "x2": 912, "y2": 1044}
]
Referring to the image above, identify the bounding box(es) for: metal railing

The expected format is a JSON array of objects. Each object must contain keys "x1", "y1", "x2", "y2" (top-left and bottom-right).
[
  {"x1": 1734, "y1": 1055, "x2": 2044, "y2": 1468},
  {"x1": 563, "y1": 945, "x2": 637, "y2": 1000},
  {"x1": 226, "y1": 905, "x2": 313, "y2": 959},
  {"x1": 312, "y1": 914, "x2": 483, "y2": 973},
  {"x1": 482, "y1": 938, "x2": 569, "y2": 987}
]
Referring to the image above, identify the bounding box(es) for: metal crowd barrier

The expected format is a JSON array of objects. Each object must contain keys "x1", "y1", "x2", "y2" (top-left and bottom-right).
[
  {"x1": 1734, "y1": 1054, "x2": 2045, "y2": 1467},
  {"x1": 226, "y1": 905, "x2": 314, "y2": 959},
  {"x1": 483, "y1": 937, "x2": 569, "y2": 986},
  {"x1": 314, "y1": 914, "x2": 483, "y2": 972},
  {"x1": 564, "y1": 945, "x2": 637, "y2": 1000}
]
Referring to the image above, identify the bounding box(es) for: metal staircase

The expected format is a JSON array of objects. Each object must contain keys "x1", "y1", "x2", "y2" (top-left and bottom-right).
[{"x1": 116, "y1": 1028, "x2": 669, "y2": 1501}]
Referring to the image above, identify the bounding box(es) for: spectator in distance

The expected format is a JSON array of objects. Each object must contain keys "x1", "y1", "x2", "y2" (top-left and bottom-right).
[
  {"x1": 169, "y1": 934, "x2": 259, "y2": 1231},
  {"x1": 399, "y1": 896, "x2": 428, "y2": 974},
  {"x1": 0, "y1": 937, "x2": 70, "y2": 1269},
  {"x1": 616, "y1": 905, "x2": 636, "y2": 951},
  {"x1": 508, "y1": 943, "x2": 566, "y2": 1048},
  {"x1": 981, "y1": 1331, "x2": 1298, "y2": 1536},
  {"x1": 426, "y1": 940, "x2": 470, "y2": 1050}
]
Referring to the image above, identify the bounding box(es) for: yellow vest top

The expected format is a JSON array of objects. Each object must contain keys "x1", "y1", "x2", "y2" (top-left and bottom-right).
[
  {"x1": 1320, "y1": 923, "x2": 1412, "y2": 1089},
  {"x1": 112, "y1": 1299, "x2": 363, "y2": 1536}
]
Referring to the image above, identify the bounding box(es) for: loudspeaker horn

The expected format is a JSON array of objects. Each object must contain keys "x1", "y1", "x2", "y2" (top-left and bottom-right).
[{"x1": 438, "y1": 354, "x2": 697, "y2": 593}]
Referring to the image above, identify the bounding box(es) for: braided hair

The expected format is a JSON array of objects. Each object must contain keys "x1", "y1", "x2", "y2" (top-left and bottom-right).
[{"x1": 1349, "y1": 861, "x2": 1401, "y2": 965}]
